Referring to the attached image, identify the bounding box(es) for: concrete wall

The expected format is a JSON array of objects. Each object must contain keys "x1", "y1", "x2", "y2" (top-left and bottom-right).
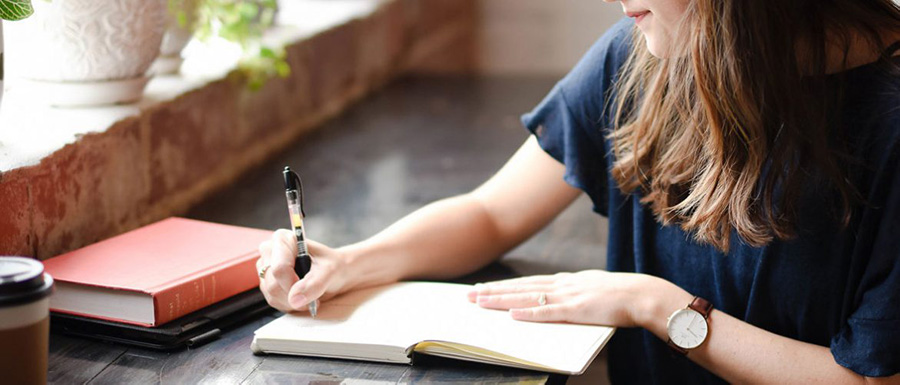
[
  {"x1": 0, "y1": 0, "x2": 479, "y2": 259},
  {"x1": 478, "y1": 0, "x2": 623, "y2": 76}
]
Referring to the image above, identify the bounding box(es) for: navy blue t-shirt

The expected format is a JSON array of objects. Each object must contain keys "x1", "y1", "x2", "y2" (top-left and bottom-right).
[{"x1": 522, "y1": 18, "x2": 900, "y2": 383}]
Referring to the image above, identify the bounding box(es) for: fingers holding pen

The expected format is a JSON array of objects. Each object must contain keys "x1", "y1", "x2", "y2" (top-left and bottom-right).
[
  {"x1": 273, "y1": 229, "x2": 298, "y2": 259},
  {"x1": 256, "y1": 239, "x2": 272, "y2": 278},
  {"x1": 286, "y1": 262, "x2": 319, "y2": 310},
  {"x1": 261, "y1": 280, "x2": 293, "y2": 313},
  {"x1": 286, "y1": 240, "x2": 352, "y2": 312},
  {"x1": 258, "y1": 240, "x2": 293, "y2": 313},
  {"x1": 288, "y1": 277, "x2": 318, "y2": 310},
  {"x1": 270, "y1": 233, "x2": 300, "y2": 295},
  {"x1": 258, "y1": 230, "x2": 301, "y2": 312},
  {"x1": 260, "y1": 226, "x2": 351, "y2": 314}
]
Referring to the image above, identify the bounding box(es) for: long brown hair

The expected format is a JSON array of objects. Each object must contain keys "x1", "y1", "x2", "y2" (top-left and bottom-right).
[{"x1": 611, "y1": 0, "x2": 900, "y2": 252}]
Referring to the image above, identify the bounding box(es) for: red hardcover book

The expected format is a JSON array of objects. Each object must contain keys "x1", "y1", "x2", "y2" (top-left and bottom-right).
[{"x1": 43, "y1": 217, "x2": 272, "y2": 327}]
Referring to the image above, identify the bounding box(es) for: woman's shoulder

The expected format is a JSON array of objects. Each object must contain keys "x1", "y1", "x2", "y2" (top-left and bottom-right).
[
  {"x1": 837, "y1": 67, "x2": 900, "y2": 205},
  {"x1": 844, "y1": 68, "x2": 900, "y2": 149}
]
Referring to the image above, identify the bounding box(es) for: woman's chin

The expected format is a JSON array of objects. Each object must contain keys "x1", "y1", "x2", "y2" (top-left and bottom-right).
[{"x1": 644, "y1": 36, "x2": 674, "y2": 59}]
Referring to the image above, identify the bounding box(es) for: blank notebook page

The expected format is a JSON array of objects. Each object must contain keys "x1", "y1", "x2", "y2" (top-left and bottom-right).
[{"x1": 253, "y1": 282, "x2": 615, "y2": 373}]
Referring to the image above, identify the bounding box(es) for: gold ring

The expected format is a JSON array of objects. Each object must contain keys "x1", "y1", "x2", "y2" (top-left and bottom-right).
[
  {"x1": 258, "y1": 264, "x2": 271, "y2": 279},
  {"x1": 538, "y1": 292, "x2": 547, "y2": 306}
]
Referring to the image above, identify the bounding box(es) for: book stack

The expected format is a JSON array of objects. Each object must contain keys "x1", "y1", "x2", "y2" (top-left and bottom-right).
[{"x1": 44, "y1": 217, "x2": 272, "y2": 327}]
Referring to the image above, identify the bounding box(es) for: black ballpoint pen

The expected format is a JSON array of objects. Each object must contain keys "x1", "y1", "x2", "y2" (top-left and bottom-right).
[{"x1": 283, "y1": 166, "x2": 318, "y2": 317}]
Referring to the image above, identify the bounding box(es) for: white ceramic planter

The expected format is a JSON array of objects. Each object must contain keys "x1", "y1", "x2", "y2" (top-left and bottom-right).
[
  {"x1": 1, "y1": 22, "x2": 5, "y2": 109},
  {"x1": 151, "y1": 0, "x2": 200, "y2": 75},
  {"x1": 4, "y1": 0, "x2": 167, "y2": 107}
]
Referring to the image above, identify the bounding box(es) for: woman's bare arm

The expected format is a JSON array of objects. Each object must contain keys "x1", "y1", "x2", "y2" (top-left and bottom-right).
[
  {"x1": 258, "y1": 136, "x2": 582, "y2": 311},
  {"x1": 337, "y1": 135, "x2": 582, "y2": 290}
]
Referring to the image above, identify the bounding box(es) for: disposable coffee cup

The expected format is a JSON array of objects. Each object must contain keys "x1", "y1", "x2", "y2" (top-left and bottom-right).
[{"x1": 0, "y1": 257, "x2": 54, "y2": 385}]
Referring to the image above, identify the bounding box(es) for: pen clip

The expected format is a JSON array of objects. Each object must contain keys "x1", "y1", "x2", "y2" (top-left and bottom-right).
[{"x1": 283, "y1": 166, "x2": 306, "y2": 218}]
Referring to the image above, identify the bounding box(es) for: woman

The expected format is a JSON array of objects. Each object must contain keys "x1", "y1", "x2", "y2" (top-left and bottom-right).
[{"x1": 257, "y1": 0, "x2": 900, "y2": 383}]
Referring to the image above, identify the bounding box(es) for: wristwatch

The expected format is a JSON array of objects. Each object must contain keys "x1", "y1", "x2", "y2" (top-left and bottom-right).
[{"x1": 666, "y1": 296, "x2": 713, "y2": 354}]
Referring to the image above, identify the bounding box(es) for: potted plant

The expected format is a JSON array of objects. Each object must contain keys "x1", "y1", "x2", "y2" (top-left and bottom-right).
[
  {"x1": 199, "y1": 0, "x2": 288, "y2": 89},
  {"x1": 162, "y1": 0, "x2": 288, "y2": 89},
  {"x1": 3, "y1": 0, "x2": 167, "y2": 107},
  {"x1": 0, "y1": 0, "x2": 34, "y2": 108},
  {"x1": 151, "y1": 0, "x2": 202, "y2": 75}
]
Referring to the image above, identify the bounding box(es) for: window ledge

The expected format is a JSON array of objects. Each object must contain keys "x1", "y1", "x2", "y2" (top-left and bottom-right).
[
  {"x1": 0, "y1": 0, "x2": 477, "y2": 259},
  {"x1": 0, "y1": 0, "x2": 384, "y2": 171}
]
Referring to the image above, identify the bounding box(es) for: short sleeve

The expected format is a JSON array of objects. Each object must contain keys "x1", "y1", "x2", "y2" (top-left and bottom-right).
[
  {"x1": 520, "y1": 18, "x2": 634, "y2": 216},
  {"x1": 830, "y1": 145, "x2": 900, "y2": 377}
]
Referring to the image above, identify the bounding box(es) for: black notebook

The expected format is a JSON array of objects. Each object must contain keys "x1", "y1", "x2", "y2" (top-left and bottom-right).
[{"x1": 51, "y1": 288, "x2": 272, "y2": 350}]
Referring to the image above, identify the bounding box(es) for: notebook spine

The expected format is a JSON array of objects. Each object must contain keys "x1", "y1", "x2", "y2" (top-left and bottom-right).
[{"x1": 151, "y1": 257, "x2": 259, "y2": 326}]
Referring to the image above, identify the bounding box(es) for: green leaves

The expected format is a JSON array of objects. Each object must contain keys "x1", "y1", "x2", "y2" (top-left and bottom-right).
[
  {"x1": 239, "y1": 45, "x2": 290, "y2": 91},
  {"x1": 192, "y1": 0, "x2": 287, "y2": 90},
  {"x1": 0, "y1": 0, "x2": 33, "y2": 21},
  {"x1": 196, "y1": 0, "x2": 275, "y2": 49}
]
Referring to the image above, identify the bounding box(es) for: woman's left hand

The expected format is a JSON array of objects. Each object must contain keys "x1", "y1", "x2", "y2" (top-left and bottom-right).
[{"x1": 467, "y1": 270, "x2": 670, "y2": 328}]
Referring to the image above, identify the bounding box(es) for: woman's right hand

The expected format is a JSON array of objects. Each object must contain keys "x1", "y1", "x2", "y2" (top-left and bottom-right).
[{"x1": 256, "y1": 229, "x2": 349, "y2": 313}]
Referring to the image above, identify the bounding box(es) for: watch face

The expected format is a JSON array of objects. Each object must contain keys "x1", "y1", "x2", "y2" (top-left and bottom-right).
[{"x1": 667, "y1": 308, "x2": 708, "y2": 349}]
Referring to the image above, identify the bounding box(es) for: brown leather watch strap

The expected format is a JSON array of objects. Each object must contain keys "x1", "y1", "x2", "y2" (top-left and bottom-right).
[
  {"x1": 667, "y1": 296, "x2": 714, "y2": 355},
  {"x1": 666, "y1": 338, "x2": 688, "y2": 355},
  {"x1": 689, "y1": 296, "x2": 713, "y2": 319}
]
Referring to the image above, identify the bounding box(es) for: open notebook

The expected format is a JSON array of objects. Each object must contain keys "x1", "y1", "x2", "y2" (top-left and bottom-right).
[{"x1": 251, "y1": 282, "x2": 615, "y2": 375}]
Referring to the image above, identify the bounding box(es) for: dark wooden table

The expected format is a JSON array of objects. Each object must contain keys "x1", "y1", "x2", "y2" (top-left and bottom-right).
[{"x1": 48, "y1": 76, "x2": 609, "y2": 384}]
